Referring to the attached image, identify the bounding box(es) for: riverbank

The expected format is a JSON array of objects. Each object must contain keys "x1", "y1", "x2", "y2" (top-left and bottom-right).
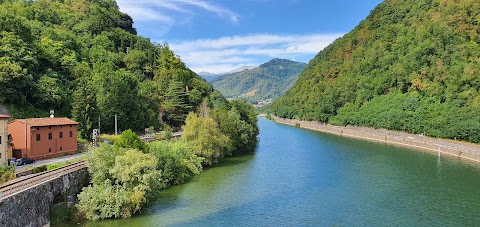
[{"x1": 270, "y1": 115, "x2": 480, "y2": 163}]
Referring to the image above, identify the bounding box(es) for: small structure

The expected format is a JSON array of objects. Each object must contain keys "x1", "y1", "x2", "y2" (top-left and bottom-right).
[
  {"x1": 8, "y1": 118, "x2": 78, "y2": 160},
  {"x1": 0, "y1": 114, "x2": 10, "y2": 165}
]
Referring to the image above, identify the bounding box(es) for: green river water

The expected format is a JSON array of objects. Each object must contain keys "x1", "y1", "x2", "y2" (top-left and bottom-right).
[{"x1": 68, "y1": 117, "x2": 480, "y2": 226}]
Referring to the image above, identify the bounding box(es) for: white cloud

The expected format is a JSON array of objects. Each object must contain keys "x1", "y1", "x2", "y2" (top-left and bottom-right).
[
  {"x1": 168, "y1": 33, "x2": 343, "y2": 74},
  {"x1": 116, "y1": 0, "x2": 239, "y2": 25}
]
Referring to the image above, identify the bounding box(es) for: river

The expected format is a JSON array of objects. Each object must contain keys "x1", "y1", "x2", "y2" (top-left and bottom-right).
[{"x1": 71, "y1": 117, "x2": 480, "y2": 226}]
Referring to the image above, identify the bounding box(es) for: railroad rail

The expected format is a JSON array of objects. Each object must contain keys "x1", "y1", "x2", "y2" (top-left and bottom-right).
[{"x1": 0, "y1": 161, "x2": 87, "y2": 200}]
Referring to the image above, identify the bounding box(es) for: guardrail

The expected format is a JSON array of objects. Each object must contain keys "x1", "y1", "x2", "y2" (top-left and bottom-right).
[{"x1": 0, "y1": 161, "x2": 87, "y2": 200}]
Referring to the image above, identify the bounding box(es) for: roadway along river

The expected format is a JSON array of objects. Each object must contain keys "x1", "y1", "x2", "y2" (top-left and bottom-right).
[{"x1": 71, "y1": 117, "x2": 480, "y2": 226}]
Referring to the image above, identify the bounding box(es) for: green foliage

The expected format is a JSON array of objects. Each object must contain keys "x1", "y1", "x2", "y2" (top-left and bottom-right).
[
  {"x1": 31, "y1": 165, "x2": 47, "y2": 174},
  {"x1": 114, "y1": 129, "x2": 147, "y2": 152},
  {"x1": 0, "y1": 165, "x2": 15, "y2": 184},
  {"x1": 0, "y1": 0, "x2": 212, "y2": 131},
  {"x1": 211, "y1": 59, "x2": 306, "y2": 103},
  {"x1": 164, "y1": 125, "x2": 173, "y2": 140},
  {"x1": 162, "y1": 79, "x2": 191, "y2": 127},
  {"x1": 50, "y1": 204, "x2": 76, "y2": 225},
  {"x1": 46, "y1": 163, "x2": 64, "y2": 171},
  {"x1": 265, "y1": 113, "x2": 273, "y2": 121},
  {"x1": 78, "y1": 145, "x2": 160, "y2": 220},
  {"x1": 148, "y1": 141, "x2": 203, "y2": 186},
  {"x1": 181, "y1": 112, "x2": 231, "y2": 166},
  {"x1": 77, "y1": 95, "x2": 260, "y2": 222},
  {"x1": 271, "y1": 0, "x2": 480, "y2": 143},
  {"x1": 212, "y1": 105, "x2": 258, "y2": 154},
  {"x1": 100, "y1": 134, "x2": 121, "y2": 144}
]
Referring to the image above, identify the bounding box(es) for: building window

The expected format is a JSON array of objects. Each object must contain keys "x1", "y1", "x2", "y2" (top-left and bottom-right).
[
  {"x1": 59, "y1": 132, "x2": 63, "y2": 139},
  {"x1": 0, "y1": 135, "x2": 2, "y2": 144},
  {"x1": 49, "y1": 126, "x2": 51, "y2": 129},
  {"x1": 36, "y1": 134, "x2": 41, "y2": 141},
  {"x1": 69, "y1": 131, "x2": 73, "y2": 138},
  {"x1": 49, "y1": 148, "x2": 51, "y2": 153},
  {"x1": 60, "y1": 146, "x2": 63, "y2": 151},
  {"x1": 48, "y1": 133, "x2": 52, "y2": 140}
]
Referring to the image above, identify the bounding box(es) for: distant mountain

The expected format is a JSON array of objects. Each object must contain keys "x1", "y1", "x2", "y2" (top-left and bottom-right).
[
  {"x1": 198, "y1": 66, "x2": 257, "y2": 82},
  {"x1": 198, "y1": 72, "x2": 221, "y2": 82},
  {"x1": 211, "y1": 59, "x2": 306, "y2": 103},
  {"x1": 226, "y1": 66, "x2": 257, "y2": 74},
  {"x1": 270, "y1": 0, "x2": 480, "y2": 143}
]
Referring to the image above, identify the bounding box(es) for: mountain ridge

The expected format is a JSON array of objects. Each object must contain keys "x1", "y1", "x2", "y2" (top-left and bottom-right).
[
  {"x1": 211, "y1": 58, "x2": 306, "y2": 103},
  {"x1": 270, "y1": 0, "x2": 480, "y2": 143}
]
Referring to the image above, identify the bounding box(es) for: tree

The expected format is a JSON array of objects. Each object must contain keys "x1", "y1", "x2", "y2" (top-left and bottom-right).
[
  {"x1": 78, "y1": 146, "x2": 160, "y2": 220},
  {"x1": 181, "y1": 112, "x2": 230, "y2": 166},
  {"x1": 148, "y1": 140, "x2": 203, "y2": 186},
  {"x1": 212, "y1": 106, "x2": 257, "y2": 154},
  {"x1": 114, "y1": 129, "x2": 147, "y2": 152},
  {"x1": 162, "y1": 79, "x2": 190, "y2": 127},
  {"x1": 71, "y1": 77, "x2": 97, "y2": 139}
]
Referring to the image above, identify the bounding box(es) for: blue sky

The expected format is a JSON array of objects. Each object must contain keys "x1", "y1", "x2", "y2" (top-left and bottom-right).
[{"x1": 117, "y1": 0, "x2": 383, "y2": 74}]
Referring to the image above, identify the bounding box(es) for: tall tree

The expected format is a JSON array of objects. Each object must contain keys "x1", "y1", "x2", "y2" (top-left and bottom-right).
[{"x1": 162, "y1": 79, "x2": 190, "y2": 127}]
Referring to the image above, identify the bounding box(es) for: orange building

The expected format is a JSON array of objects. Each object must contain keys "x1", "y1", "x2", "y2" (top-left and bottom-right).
[{"x1": 8, "y1": 118, "x2": 78, "y2": 160}]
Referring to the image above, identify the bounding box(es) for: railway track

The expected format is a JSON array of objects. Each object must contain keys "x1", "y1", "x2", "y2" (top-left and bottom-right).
[{"x1": 0, "y1": 161, "x2": 87, "y2": 200}]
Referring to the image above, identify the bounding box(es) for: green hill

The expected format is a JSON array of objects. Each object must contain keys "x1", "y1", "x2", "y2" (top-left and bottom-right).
[
  {"x1": 0, "y1": 0, "x2": 213, "y2": 138},
  {"x1": 211, "y1": 58, "x2": 306, "y2": 103},
  {"x1": 270, "y1": 0, "x2": 480, "y2": 143}
]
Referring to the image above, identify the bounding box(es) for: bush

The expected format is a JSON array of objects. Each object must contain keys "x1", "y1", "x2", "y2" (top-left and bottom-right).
[
  {"x1": 47, "y1": 163, "x2": 64, "y2": 170},
  {"x1": 100, "y1": 134, "x2": 121, "y2": 144},
  {"x1": 0, "y1": 166, "x2": 15, "y2": 184},
  {"x1": 31, "y1": 165, "x2": 47, "y2": 174},
  {"x1": 148, "y1": 141, "x2": 202, "y2": 186},
  {"x1": 114, "y1": 129, "x2": 147, "y2": 152},
  {"x1": 181, "y1": 112, "x2": 231, "y2": 166},
  {"x1": 77, "y1": 146, "x2": 160, "y2": 220},
  {"x1": 50, "y1": 204, "x2": 76, "y2": 225}
]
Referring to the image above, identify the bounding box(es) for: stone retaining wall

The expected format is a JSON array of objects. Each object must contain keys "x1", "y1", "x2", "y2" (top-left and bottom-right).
[
  {"x1": 271, "y1": 115, "x2": 480, "y2": 163},
  {"x1": 0, "y1": 168, "x2": 89, "y2": 227}
]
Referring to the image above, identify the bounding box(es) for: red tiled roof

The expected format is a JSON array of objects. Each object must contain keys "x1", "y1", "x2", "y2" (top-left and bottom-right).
[
  {"x1": 0, "y1": 114, "x2": 10, "y2": 119},
  {"x1": 12, "y1": 118, "x2": 78, "y2": 127}
]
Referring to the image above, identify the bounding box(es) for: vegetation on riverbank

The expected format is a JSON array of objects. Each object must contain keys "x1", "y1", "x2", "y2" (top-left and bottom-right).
[
  {"x1": 76, "y1": 99, "x2": 258, "y2": 221},
  {"x1": 0, "y1": 0, "x2": 212, "y2": 139},
  {"x1": 270, "y1": 0, "x2": 480, "y2": 143}
]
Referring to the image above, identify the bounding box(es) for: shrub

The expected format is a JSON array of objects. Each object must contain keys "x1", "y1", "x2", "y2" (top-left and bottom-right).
[
  {"x1": 31, "y1": 165, "x2": 47, "y2": 174},
  {"x1": 0, "y1": 166, "x2": 15, "y2": 184}
]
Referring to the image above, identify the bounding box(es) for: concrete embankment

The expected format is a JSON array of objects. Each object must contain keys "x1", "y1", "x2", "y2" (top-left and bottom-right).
[{"x1": 271, "y1": 115, "x2": 480, "y2": 163}]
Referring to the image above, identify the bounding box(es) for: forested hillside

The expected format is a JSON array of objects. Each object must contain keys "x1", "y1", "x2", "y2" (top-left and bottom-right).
[
  {"x1": 270, "y1": 0, "x2": 480, "y2": 143},
  {"x1": 0, "y1": 0, "x2": 213, "y2": 138},
  {"x1": 211, "y1": 58, "x2": 306, "y2": 103}
]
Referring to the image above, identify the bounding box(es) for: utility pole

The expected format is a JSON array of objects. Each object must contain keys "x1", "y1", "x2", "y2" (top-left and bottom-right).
[
  {"x1": 24, "y1": 119, "x2": 27, "y2": 158},
  {"x1": 115, "y1": 114, "x2": 118, "y2": 135},
  {"x1": 98, "y1": 116, "x2": 101, "y2": 135}
]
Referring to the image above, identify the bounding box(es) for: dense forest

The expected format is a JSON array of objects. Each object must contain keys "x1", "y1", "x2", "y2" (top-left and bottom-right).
[
  {"x1": 211, "y1": 58, "x2": 306, "y2": 103},
  {"x1": 270, "y1": 0, "x2": 480, "y2": 143},
  {"x1": 0, "y1": 0, "x2": 213, "y2": 138}
]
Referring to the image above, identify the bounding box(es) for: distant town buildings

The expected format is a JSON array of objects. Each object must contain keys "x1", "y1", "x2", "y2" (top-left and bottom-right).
[
  {"x1": 253, "y1": 98, "x2": 273, "y2": 108},
  {"x1": 8, "y1": 118, "x2": 78, "y2": 160}
]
